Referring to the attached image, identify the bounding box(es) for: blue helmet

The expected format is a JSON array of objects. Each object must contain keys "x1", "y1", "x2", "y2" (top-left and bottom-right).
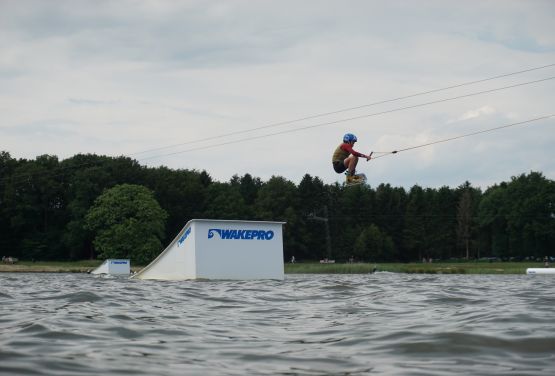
[{"x1": 343, "y1": 133, "x2": 357, "y2": 143}]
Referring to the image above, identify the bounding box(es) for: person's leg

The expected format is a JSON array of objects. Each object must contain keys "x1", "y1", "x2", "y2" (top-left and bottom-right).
[
  {"x1": 344, "y1": 155, "x2": 359, "y2": 175},
  {"x1": 333, "y1": 161, "x2": 347, "y2": 174}
]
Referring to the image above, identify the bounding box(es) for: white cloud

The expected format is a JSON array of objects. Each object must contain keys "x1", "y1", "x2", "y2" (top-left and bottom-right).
[{"x1": 451, "y1": 105, "x2": 497, "y2": 122}]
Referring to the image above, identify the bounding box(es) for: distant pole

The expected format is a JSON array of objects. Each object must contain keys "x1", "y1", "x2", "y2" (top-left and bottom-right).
[{"x1": 310, "y1": 205, "x2": 332, "y2": 260}]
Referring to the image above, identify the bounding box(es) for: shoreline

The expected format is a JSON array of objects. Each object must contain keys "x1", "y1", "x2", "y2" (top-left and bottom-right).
[
  {"x1": 286, "y1": 261, "x2": 546, "y2": 275},
  {"x1": 0, "y1": 261, "x2": 548, "y2": 275},
  {"x1": 0, "y1": 262, "x2": 142, "y2": 274}
]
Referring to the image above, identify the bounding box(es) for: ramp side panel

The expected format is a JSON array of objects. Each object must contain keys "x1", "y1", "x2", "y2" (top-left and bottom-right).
[
  {"x1": 91, "y1": 259, "x2": 130, "y2": 275},
  {"x1": 527, "y1": 268, "x2": 555, "y2": 274},
  {"x1": 195, "y1": 220, "x2": 285, "y2": 280},
  {"x1": 90, "y1": 259, "x2": 109, "y2": 275},
  {"x1": 133, "y1": 222, "x2": 196, "y2": 280},
  {"x1": 107, "y1": 259, "x2": 130, "y2": 274}
]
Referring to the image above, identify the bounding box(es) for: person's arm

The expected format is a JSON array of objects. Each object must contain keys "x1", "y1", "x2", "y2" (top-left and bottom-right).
[{"x1": 342, "y1": 143, "x2": 370, "y2": 160}]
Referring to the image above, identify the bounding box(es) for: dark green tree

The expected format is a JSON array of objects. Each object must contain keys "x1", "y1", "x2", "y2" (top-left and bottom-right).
[
  {"x1": 427, "y1": 186, "x2": 457, "y2": 260},
  {"x1": 353, "y1": 223, "x2": 395, "y2": 262},
  {"x1": 61, "y1": 154, "x2": 113, "y2": 259},
  {"x1": 297, "y1": 174, "x2": 330, "y2": 261},
  {"x1": 504, "y1": 172, "x2": 555, "y2": 258},
  {"x1": 84, "y1": 184, "x2": 168, "y2": 265},
  {"x1": 478, "y1": 183, "x2": 509, "y2": 258},
  {"x1": 332, "y1": 184, "x2": 375, "y2": 260},
  {"x1": 144, "y1": 166, "x2": 206, "y2": 240},
  {"x1": 236, "y1": 173, "x2": 262, "y2": 207},
  {"x1": 0, "y1": 152, "x2": 18, "y2": 256},
  {"x1": 403, "y1": 185, "x2": 427, "y2": 261},
  {"x1": 3, "y1": 155, "x2": 66, "y2": 260},
  {"x1": 204, "y1": 182, "x2": 249, "y2": 220},
  {"x1": 254, "y1": 176, "x2": 301, "y2": 257},
  {"x1": 373, "y1": 183, "x2": 407, "y2": 253},
  {"x1": 477, "y1": 172, "x2": 555, "y2": 259},
  {"x1": 456, "y1": 182, "x2": 483, "y2": 259},
  {"x1": 457, "y1": 188, "x2": 473, "y2": 259}
]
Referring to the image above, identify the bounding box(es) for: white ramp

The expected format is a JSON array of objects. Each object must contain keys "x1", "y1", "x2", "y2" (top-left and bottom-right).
[
  {"x1": 526, "y1": 268, "x2": 555, "y2": 275},
  {"x1": 132, "y1": 219, "x2": 285, "y2": 280},
  {"x1": 91, "y1": 259, "x2": 130, "y2": 275}
]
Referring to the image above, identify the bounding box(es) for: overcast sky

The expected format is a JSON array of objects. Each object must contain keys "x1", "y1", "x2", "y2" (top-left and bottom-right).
[{"x1": 1, "y1": 0, "x2": 554, "y2": 189}]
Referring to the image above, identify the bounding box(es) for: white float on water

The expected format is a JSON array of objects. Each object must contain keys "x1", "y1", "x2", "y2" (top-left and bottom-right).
[
  {"x1": 526, "y1": 268, "x2": 555, "y2": 275},
  {"x1": 90, "y1": 259, "x2": 130, "y2": 275},
  {"x1": 132, "y1": 219, "x2": 286, "y2": 281}
]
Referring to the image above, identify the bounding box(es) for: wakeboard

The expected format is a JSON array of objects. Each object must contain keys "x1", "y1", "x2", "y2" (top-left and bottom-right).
[{"x1": 345, "y1": 173, "x2": 367, "y2": 187}]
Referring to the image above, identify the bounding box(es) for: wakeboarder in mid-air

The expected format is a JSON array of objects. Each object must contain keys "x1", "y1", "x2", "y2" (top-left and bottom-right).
[{"x1": 332, "y1": 133, "x2": 372, "y2": 185}]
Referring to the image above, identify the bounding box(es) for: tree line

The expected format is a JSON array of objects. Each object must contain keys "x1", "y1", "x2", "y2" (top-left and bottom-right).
[{"x1": 1, "y1": 151, "x2": 554, "y2": 264}]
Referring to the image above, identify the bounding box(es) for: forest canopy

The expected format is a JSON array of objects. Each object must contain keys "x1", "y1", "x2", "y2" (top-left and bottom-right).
[{"x1": 1, "y1": 151, "x2": 553, "y2": 264}]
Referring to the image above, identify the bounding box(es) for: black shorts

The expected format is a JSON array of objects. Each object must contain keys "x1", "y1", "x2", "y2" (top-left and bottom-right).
[{"x1": 333, "y1": 161, "x2": 347, "y2": 174}]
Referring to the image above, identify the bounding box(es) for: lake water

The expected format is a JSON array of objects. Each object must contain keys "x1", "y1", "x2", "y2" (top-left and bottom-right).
[{"x1": 1, "y1": 272, "x2": 554, "y2": 375}]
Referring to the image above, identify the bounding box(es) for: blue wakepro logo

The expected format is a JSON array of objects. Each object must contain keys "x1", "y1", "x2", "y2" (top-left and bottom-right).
[
  {"x1": 177, "y1": 227, "x2": 192, "y2": 247},
  {"x1": 208, "y1": 228, "x2": 274, "y2": 240},
  {"x1": 110, "y1": 260, "x2": 128, "y2": 265}
]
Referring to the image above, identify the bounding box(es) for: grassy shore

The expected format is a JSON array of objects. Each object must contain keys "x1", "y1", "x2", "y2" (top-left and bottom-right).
[
  {"x1": 285, "y1": 261, "x2": 545, "y2": 275},
  {"x1": 0, "y1": 260, "x2": 143, "y2": 273},
  {"x1": 0, "y1": 260, "x2": 547, "y2": 274}
]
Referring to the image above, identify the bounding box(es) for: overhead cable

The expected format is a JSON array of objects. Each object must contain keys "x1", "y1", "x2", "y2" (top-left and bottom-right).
[
  {"x1": 371, "y1": 115, "x2": 554, "y2": 159},
  {"x1": 138, "y1": 77, "x2": 554, "y2": 160},
  {"x1": 130, "y1": 63, "x2": 555, "y2": 156}
]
